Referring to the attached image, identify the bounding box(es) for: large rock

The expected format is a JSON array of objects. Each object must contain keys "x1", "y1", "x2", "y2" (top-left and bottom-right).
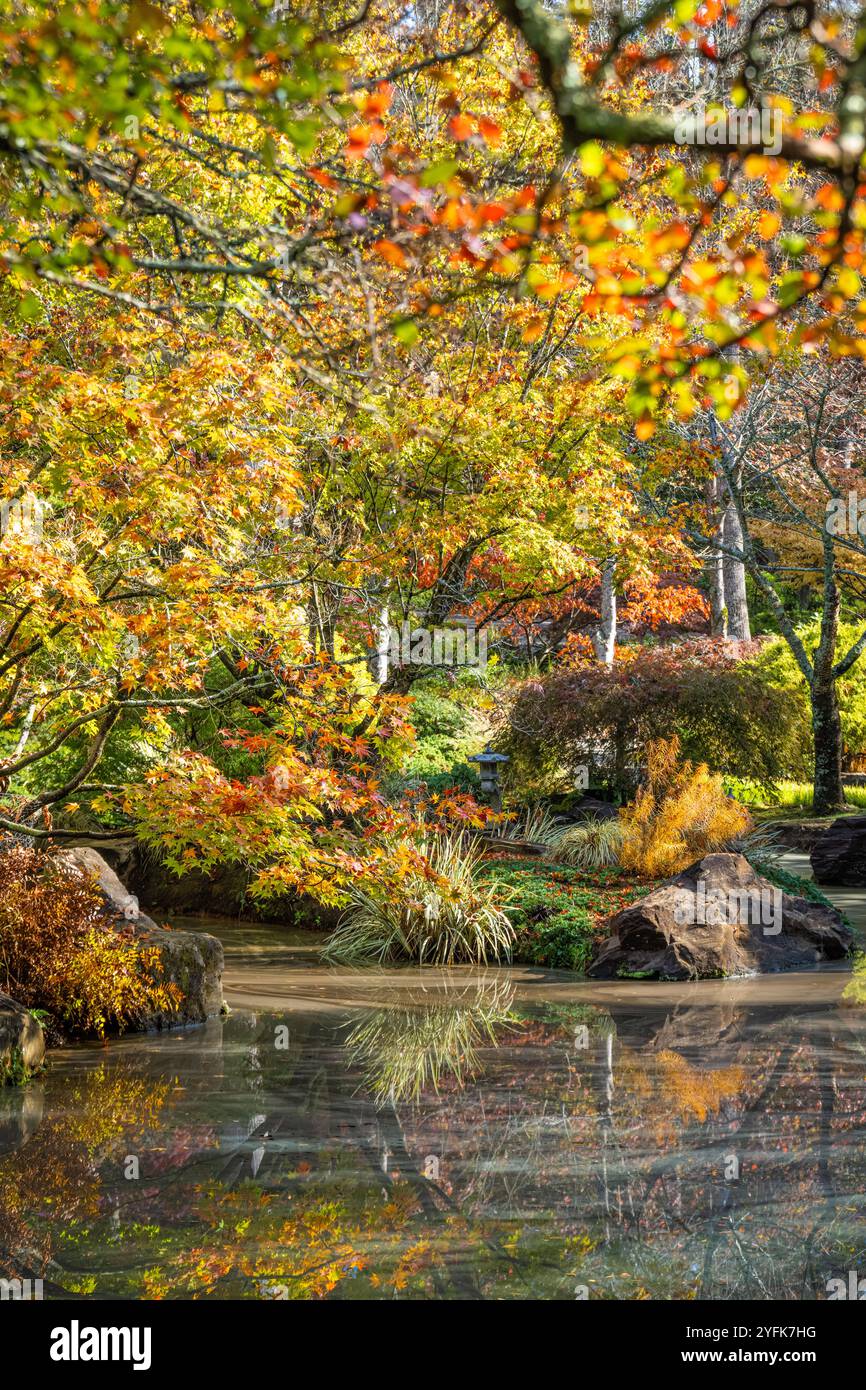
[
  {"x1": 57, "y1": 849, "x2": 224, "y2": 1030},
  {"x1": 810, "y1": 815, "x2": 866, "y2": 886},
  {"x1": 0, "y1": 1084, "x2": 43, "y2": 1151},
  {"x1": 763, "y1": 819, "x2": 827, "y2": 853},
  {"x1": 56, "y1": 846, "x2": 157, "y2": 925},
  {"x1": 570, "y1": 797, "x2": 620, "y2": 823},
  {"x1": 589, "y1": 853, "x2": 853, "y2": 981},
  {"x1": 0, "y1": 994, "x2": 45, "y2": 1083},
  {"x1": 132, "y1": 922, "x2": 224, "y2": 1029}
]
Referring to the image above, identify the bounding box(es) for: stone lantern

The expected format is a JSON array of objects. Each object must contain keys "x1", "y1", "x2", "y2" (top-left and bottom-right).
[{"x1": 468, "y1": 744, "x2": 510, "y2": 812}]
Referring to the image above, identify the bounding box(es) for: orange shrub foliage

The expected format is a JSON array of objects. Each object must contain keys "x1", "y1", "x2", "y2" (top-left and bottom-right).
[
  {"x1": 619, "y1": 736, "x2": 752, "y2": 878},
  {"x1": 0, "y1": 842, "x2": 178, "y2": 1038}
]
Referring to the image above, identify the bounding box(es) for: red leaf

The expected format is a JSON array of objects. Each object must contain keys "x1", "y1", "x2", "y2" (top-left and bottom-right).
[{"x1": 449, "y1": 114, "x2": 474, "y2": 142}]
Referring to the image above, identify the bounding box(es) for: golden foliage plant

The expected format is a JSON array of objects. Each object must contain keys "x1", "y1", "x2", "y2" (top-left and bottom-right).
[
  {"x1": 0, "y1": 842, "x2": 179, "y2": 1038},
  {"x1": 618, "y1": 737, "x2": 752, "y2": 878}
]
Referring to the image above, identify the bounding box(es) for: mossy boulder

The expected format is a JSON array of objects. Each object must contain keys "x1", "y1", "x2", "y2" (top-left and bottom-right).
[
  {"x1": 589, "y1": 853, "x2": 853, "y2": 981},
  {"x1": 133, "y1": 922, "x2": 224, "y2": 1029}
]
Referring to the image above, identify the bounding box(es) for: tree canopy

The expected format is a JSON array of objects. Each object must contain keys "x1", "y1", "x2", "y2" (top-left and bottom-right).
[{"x1": 3, "y1": 0, "x2": 866, "y2": 874}]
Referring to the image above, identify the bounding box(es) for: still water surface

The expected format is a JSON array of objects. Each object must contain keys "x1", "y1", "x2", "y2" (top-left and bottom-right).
[{"x1": 2, "y1": 916, "x2": 866, "y2": 1300}]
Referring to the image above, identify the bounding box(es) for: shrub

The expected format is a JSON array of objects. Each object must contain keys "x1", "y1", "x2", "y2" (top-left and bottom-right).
[
  {"x1": 745, "y1": 620, "x2": 866, "y2": 771},
  {"x1": 554, "y1": 818, "x2": 623, "y2": 869},
  {"x1": 843, "y1": 953, "x2": 866, "y2": 1006},
  {"x1": 321, "y1": 834, "x2": 515, "y2": 965},
  {"x1": 382, "y1": 763, "x2": 479, "y2": 799},
  {"x1": 721, "y1": 775, "x2": 772, "y2": 807},
  {"x1": 502, "y1": 640, "x2": 807, "y2": 799},
  {"x1": 0, "y1": 842, "x2": 179, "y2": 1039},
  {"x1": 404, "y1": 681, "x2": 487, "y2": 777},
  {"x1": 618, "y1": 736, "x2": 752, "y2": 878}
]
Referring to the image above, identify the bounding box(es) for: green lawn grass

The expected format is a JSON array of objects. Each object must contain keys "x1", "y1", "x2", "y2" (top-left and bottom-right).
[{"x1": 729, "y1": 779, "x2": 866, "y2": 816}]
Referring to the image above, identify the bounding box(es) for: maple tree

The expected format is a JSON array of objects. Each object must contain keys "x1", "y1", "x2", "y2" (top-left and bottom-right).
[
  {"x1": 502, "y1": 638, "x2": 801, "y2": 795},
  {"x1": 2, "y1": 0, "x2": 866, "y2": 862},
  {"x1": 4, "y1": 0, "x2": 866, "y2": 408}
]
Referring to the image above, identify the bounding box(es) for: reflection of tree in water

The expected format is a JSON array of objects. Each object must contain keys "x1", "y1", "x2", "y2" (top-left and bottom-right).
[
  {"x1": 609, "y1": 1004, "x2": 866, "y2": 1299},
  {"x1": 0, "y1": 999, "x2": 531, "y2": 1300},
  {"x1": 5, "y1": 986, "x2": 866, "y2": 1300},
  {"x1": 0, "y1": 1064, "x2": 172, "y2": 1293},
  {"x1": 391, "y1": 995, "x2": 866, "y2": 1300},
  {"x1": 172, "y1": 981, "x2": 532, "y2": 1300}
]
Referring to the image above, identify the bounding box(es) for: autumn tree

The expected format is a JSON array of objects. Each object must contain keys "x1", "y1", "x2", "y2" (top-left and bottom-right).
[
  {"x1": 666, "y1": 358, "x2": 866, "y2": 813},
  {"x1": 5, "y1": 0, "x2": 866, "y2": 857}
]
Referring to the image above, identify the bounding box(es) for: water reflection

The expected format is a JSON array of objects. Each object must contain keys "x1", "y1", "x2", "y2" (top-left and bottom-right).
[
  {"x1": 343, "y1": 976, "x2": 516, "y2": 1104},
  {"x1": 1, "y1": 967, "x2": 866, "y2": 1299}
]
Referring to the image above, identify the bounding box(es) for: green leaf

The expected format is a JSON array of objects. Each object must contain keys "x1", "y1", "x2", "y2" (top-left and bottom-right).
[
  {"x1": 419, "y1": 159, "x2": 458, "y2": 188},
  {"x1": 579, "y1": 142, "x2": 605, "y2": 178},
  {"x1": 17, "y1": 292, "x2": 43, "y2": 322},
  {"x1": 393, "y1": 318, "x2": 419, "y2": 345}
]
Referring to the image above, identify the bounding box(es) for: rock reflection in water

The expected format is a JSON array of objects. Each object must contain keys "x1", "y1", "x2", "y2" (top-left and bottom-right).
[{"x1": 0, "y1": 969, "x2": 865, "y2": 1299}]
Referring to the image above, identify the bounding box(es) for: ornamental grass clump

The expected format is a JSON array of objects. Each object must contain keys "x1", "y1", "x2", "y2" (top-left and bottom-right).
[
  {"x1": 618, "y1": 736, "x2": 752, "y2": 878},
  {"x1": 322, "y1": 833, "x2": 515, "y2": 966},
  {"x1": 495, "y1": 803, "x2": 564, "y2": 846},
  {"x1": 554, "y1": 817, "x2": 624, "y2": 869}
]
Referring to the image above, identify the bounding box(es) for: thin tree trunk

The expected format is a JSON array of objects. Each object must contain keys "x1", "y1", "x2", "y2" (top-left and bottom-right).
[
  {"x1": 375, "y1": 606, "x2": 391, "y2": 685},
  {"x1": 812, "y1": 551, "x2": 844, "y2": 815},
  {"x1": 706, "y1": 404, "x2": 750, "y2": 639},
  {"x1": 592, "y1": 556, "x2": 616, "y2": 665},
  {"x1": 722, "y1": 500, "x2": 751, "y2": 640},
  {"x1": 706, "y1": 471, "x2": 727, "y2": 636}
]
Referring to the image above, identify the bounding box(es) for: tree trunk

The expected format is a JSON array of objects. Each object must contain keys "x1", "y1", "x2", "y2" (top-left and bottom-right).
[
  {"x1": 722, "y1": 501, "x2": 751, "y2": 640},
  {"x1": 374, "y1": 606, "x2": 391, "y2": 685},
  {"x1": 705, "y1": 472, "x2": 727, "y2": 636},
  {"x1": 812, "y1": 678, "x2": 844, "y2": 815},
  {"x1": 706, "y1": 404, "x2": 750, "y2": 640},
  {"x1": 592, "y1": 556, "x2": 617, "y2": 665},
  {"x1": 812, "y1": 546, "x2": 845, "y2": 815}
]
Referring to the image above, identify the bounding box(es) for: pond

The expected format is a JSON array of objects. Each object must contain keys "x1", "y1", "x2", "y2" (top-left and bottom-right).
[{"x1": 2, "y1": 909, "x2": 866, "y2": 1301}]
